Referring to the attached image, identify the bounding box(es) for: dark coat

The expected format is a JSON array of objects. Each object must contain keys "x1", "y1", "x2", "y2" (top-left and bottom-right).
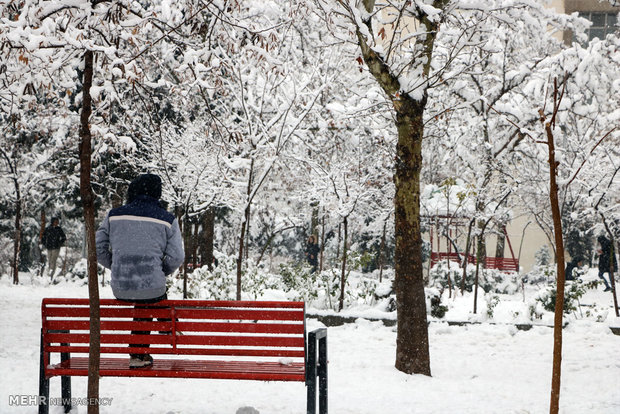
[
  {"x1": 306, "y1": 242, "x2": 319, "y2": 266},
  {"x1": 42, "y1": 226, "x2": 66, "y2": 250},
  {"x1": 598, "y1": 237, "x2": 618, "y2": 273}
]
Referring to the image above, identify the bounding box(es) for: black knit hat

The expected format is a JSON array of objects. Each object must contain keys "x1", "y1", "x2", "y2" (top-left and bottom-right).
[{"x1": 128, "y1": 173, "x2": 162, "y2": 201}]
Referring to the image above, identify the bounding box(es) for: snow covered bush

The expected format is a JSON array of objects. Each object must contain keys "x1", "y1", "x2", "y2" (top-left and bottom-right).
[
  {"x1": 535, "y1": 246, "x2": 551, "y2": 266},
  {"x1": 485, "y1": 294, "x2": 501, "y2": 319},
  {"x1": 168, "y1": 253, "x2": 279, "y2": 300},
  {"x1": 534, "y1": 281, "x2": 587, "y2": 315},
  {"x1": 66, "y1": 258, "x2": 105, "y2": 281},
  {"x1": 0, "y1": 235, "x2": 12, "y2": 278},
  {"x1": 278, "y1": 262, "x2": 319, "y2": 302},
  {"x1": 523, "y1": 264, "x2": 556, "y2": 285},
  {"x1": 169, "y1": 254, "x2": 236, "y2": 300},
  {"x1": 427, "y1": 287, "x2": 448, "y2": 319},
  {"x1": 429, "y1": 261, "x2": 473, "y2": 292}
]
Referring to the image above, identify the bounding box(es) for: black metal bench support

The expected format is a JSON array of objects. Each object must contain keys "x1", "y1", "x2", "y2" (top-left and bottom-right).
[
  {"x1": 38, "y1": 328, "x2": 49, "y2": 414},
  {"x1": 38, "y1": 329, "x2": 72, "y2": 414},
  {"x1": 306, "y1": 328, "x2": 328, "y2": 414},
  {"x1": 60, "y1": 346, "x2": 71, "y2": 413}
]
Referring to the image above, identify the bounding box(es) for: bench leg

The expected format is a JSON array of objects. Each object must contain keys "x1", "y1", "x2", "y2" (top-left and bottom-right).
[
  {"x1": 61, "y1": 348, "x2": 71, "y2": 413},
  {"x1": 307, "y1": 329, "x2": 328, "y2": 414},
  {"x1": 38, "y1": 329, "x2": 49, "y2": 414},
  {"x1": 318, "y1": 334, "x2": 328, "y2": 414},
  {"x1": 306, "y1": 331, "x2": 317, "y2": 414}
]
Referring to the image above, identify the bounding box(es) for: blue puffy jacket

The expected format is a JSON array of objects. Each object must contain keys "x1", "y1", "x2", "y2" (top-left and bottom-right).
[{"x1": 96, "y1": 195, "x2": 185, "y2": 300}]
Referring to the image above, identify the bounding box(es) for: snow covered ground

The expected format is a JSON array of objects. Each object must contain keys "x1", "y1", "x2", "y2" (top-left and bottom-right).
[{"x1": 1, "y1": 273, "x2": 619, "y2": 414}]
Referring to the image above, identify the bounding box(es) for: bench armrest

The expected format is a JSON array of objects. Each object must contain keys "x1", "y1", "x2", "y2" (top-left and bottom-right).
[{"x1": 309, "y1": 328, "x2": 327, "y2": 340}]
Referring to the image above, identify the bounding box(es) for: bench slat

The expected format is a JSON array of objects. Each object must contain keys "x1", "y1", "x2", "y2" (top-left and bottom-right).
[
  {"x1": 47, "y1": 357, "x2": 306, "y2": 381},
  {"x1": 47, "y1": 333, "x2": 173, "y2": 345},
  {"x1": 46, "y1": 320, "x2": 173, "y2": 331},
  {"x1": 46, "y1": 345, "x2": 306, "y2": 357},
  {"x1": 46, "y1": 320, "x2": 302, "y2": 334},
  {"x1": 43, "y1": 298, "x2": 305, "y2": 309},
  {"x1": 176, "y1": 321, "x2": 304, "y2": 334},
  {"x1": 46, "y1": 345, "x2": 306, "y2": 358},
  {"x1": 47, "y1": 332, "x2": 304, "y2": 348},
  {"x1": 44, "y1": 307, "x2": 172, "y2": 319},
  {"x1": 173, "y1": 308, "x2": 304, "y2": 321},
  {"x1": 175, "y1": 334, "x2": 305, "y2": 348}
]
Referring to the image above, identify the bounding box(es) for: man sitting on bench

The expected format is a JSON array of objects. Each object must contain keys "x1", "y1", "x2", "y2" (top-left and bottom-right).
[{"x1": 96, "y1": 173, "x2": 185, "y2": 368}]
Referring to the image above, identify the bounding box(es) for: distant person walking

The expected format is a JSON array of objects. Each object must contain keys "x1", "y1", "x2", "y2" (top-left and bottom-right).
[
  {"x1": 41, "y1": 217, "x2": 66, "y2": 279},
  {"x1": 596, "y1": 235, "x2": 617, "y2": 292},
  {"x1": 96, "y1": 173, "x2": 184, "y2": 368},
  {"x1": 306, "y1": 235, "x2": 320, "y2": 273}
]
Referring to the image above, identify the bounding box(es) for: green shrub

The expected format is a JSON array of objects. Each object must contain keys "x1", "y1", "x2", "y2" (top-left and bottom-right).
[
  {"x1": 485, "y1": 294, "x2": 500, "y2": 319},
  {"x1": 277, "y1": 262, "x2": 318, "y2": 302},
  {"x1": 535, "y1": 281, "x2": 586, "y2": 314}
]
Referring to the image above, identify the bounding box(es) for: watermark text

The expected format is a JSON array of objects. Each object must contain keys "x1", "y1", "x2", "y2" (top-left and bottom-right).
[{"x1": 9, "y1": 395, "x2": 113, "y2": 406}]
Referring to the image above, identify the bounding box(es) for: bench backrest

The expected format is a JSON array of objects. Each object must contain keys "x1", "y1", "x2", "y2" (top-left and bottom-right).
[{"x1": 42, "y1": 298, "x2": 306, "y2": 362}]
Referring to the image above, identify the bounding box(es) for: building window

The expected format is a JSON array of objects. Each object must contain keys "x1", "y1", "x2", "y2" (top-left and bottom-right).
[{"x1": 580, "y1": 11, "x2": 618, "y2": 41}]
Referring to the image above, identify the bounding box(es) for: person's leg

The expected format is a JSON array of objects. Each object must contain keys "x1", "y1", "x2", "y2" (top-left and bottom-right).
[
  {"x1": 47, "y1": 249, "x2": 60, "y2": 279},
  {"x1": 123, "y1": 294, "x2": 168, "y2": 363},
  {"x1": 129, "y1": 308, "x2": 152, "y2": 359},
  {"x1": 598, "y1": 270, "x2": 611, "y2": 290}
]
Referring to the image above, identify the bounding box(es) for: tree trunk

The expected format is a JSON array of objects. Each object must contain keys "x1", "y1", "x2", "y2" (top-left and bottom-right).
[
  {"x1": 473, "y1": 236, "x2": 482, "y2": 314},
  {"x1": 609, "y1": 239, "x2": 620, "y2": 318},
  {"x1": 236, "y1": 215, "x2": 247, "y2": 300},
  {"x1": 182, "y1": 212, "x2": 191, "y2": 299},
  {"x1": 335, "y1": 222, "x2": 341, "y2": 264},
  {"x1": 392, "y1": 96, "x2": 431, "y2": 376},
  {"x1": 608, "y1": 238, "x2": 619, "y2": 317},
  {"x1": 471, "y1": 212, "x2": 489, "y2": 311},
  {"x1": 473, "y1": 218, "x2": 491, "y2": 313},
  {"x1": 319, "y1": 214, "x2": 325, "y2": 272},
  {"x1": 192, "y1": 221, "x2": 199, "y2": 269},
  {"x1": 236, "y1": 160, "x2": 255, "y2": 299},
  {"x1": 39, "y1": 210, "x2": 46, "y2": 276},
  {"x1": 200, "y1": 207, "x2": 215, "y2": 271},
  {"x1": 338, "y1": 216, "x2": 349, "y2": 311},
  {"x1": 244, "y1": 160, "x2": 254, "y2": 262},
  {"x1": 311, "y1": 201, "x2": 319, "y2": 238},
  {"x1": 461, "y1": 218, "x2": 474, "y2": 294},
  {"x1": 540, "y1": 99, "x2": 566, "y2": 414},
  {"x1": 495, "y1": 223, "x2": 506, "y2": 258},
  {"x1": 39, "y1": 210, "x2": 46, "y2": 242},
  {"x1": 12, "y1": 193, "x2": 21, "y2": 284},
  {"x1": 378, "y1": 219, "x2": 387, "y2": 283},
  {"x1": 80, "y1": 50, "x2": 100, "y2": 414},
  {"x1": 353, "y1": 1, "x2": 447, "y2": 377},
  {"x1": 244, "y1": 208, "x2": 251, "y2": 261},
  {"x1": 599, "y1": 215, "x2": 620, "y2": 316}
]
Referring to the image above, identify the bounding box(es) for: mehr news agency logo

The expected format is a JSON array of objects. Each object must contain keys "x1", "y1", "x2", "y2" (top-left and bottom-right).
[{"x1": 9, "y1": 395, "x2": 113, "y2": 407}]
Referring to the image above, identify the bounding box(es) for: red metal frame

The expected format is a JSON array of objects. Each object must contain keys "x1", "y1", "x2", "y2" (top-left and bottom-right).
[
  {"x1": 428, "y1": 219, "x2": 519, "y2": 272},
  {"x1": 430, "y1": 252, "x2": 519, "y2": 272}
]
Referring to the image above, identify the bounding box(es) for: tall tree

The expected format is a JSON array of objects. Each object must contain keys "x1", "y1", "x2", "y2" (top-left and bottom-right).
[
  {"x1": 78, "y1": 49, "x2": 101, "y2": 414},
  {"x1": 318, "y1": 0, "x2": 459, "y2": 375}
]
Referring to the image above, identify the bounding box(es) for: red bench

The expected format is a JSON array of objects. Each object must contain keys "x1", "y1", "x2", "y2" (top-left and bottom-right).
[{"x1": 39, "y1": 298, "x2": 327, "y2": 414}]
